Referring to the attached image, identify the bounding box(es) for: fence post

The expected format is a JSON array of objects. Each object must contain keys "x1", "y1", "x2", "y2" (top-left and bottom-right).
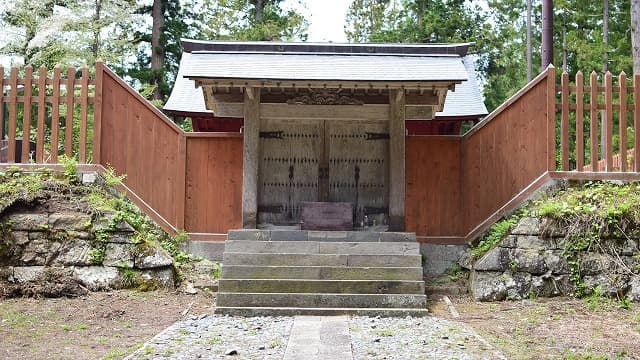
[
  {"x1": 21, "y1": 65, "x2": 33, "y2": 163},
  {"x1": 36, "y1": 66, "x2": 47, "y2": 163},
  {"x1": 561, "y1": 71, "x2": 569, "y2": 170},
  {"x1": 546, "y1": 65, "x2": 556, "y2": 171},
  {"x1": 604, "y1": 71, "x2": 613, "y2": 171},
  {"x1": 51, "y1": 66, "x2": 61, "y2": 163},
  {"x1": 635, "y1": 74, "x2": 640, "y2": 172},
  {"x1": 65, "y1": 66, "x2": 75, "y2": 157},
  {"x1": 575, "y1": 71, "x2": 584, "y2": 171},
  {"x1": 8, "y1": 67, "x2": 18, "y2": 164},
  {"x1": 590, "y1": 71, "x2": 599, "y2": 172},
  {"x1": 93, "y1": 60, "x2": 103, "y2": 165},
  {"x1": 79, "y1": 65, "x2": 89, "y2": 163},
  {"x1": 619, "y1": 72, "x2": 628, "y2": 172}
]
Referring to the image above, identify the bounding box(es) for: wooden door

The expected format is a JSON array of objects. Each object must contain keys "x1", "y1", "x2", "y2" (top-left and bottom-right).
[
  {"x1": 327, "y1": 121, "x2": 389, "y2": 226},
  {"x1": 258, "y1": 119, "x2": 323, "y2": 225},
  {"x1": 257, "y1": 119, "x2": 389, "y2": 227}
]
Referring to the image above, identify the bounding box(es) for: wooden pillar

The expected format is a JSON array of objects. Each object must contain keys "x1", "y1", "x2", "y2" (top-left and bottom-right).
[
  {"x1": 389, "y1": 89, "x2": 406, "y2": 231},
  {"x1": 242, "y1": 87, "x2": 261, "y2": 228}
]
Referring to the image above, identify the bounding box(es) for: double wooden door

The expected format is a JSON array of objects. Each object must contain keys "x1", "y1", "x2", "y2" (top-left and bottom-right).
[{"x1": 257, "y1": 119, "x2": 389, "y2": 226}]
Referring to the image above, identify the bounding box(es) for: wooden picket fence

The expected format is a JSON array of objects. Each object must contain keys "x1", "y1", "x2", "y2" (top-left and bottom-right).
[
  {"x1": 0, "y1": 63, "x2": 99, "y2": 164},
  {"x1": 556, "y1": 70, "x2": 640, "y2": 172}
]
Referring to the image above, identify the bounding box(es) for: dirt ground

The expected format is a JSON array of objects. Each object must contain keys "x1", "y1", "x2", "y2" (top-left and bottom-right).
[
  {"x1": 430, "y1": 295, "x2": 640, "y2": 360},
  {"x1": 2, "y1": 289, "x2": 640, "y2": 359},
  {"x1": 0, "y1": 290, "x2": 213, "y2": 360}
]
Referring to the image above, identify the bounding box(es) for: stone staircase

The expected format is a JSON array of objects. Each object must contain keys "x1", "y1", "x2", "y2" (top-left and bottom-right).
[{"x1": 215, "y1": 230, "x2": 428, "y2": 316}]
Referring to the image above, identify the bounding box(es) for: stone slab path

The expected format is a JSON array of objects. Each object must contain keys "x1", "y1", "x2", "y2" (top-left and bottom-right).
[
  {"x1": 126, "y1": 314, "x2": 505, "y2": 359},
  {"x1": 283, "y1": 316, "x2": 352, "y2": 360}
]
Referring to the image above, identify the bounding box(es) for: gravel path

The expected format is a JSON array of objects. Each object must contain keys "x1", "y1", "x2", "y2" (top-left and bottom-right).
[{"x1": 126, "y1": 314, "x2": 504, "y2": 360}]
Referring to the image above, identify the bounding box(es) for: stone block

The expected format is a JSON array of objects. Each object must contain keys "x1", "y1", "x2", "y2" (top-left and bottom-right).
[
  {"x1": 530, "y1": 274, "x2": 572, "y2": 297},
  {"x1": 227, "y1": 229, "x2": 270, "y2": 241},
  {"x1": 582, "y1": 274, "x2": 630, "y2": 296},
  {"x1": 140, "y1": 268, "x2": 175, "y2": 288},
  {"x1": 182, "y1": 241, "x2": 225, "y2": 261},
  {"x1": 0, "y1": 266, "x2": 13, "y2": 281},
  {"x1": 511, "y1": 217, "x2": 541, "y2": 236},
  {"x1": 470, "y1": 271, "x2": 507, "y2": 301},
  {"x1": 135, "y1": 250, "x2": 173, "y2": 269},
  {"x1": 505, "y1": 272, "x2": 532, "y2": 300},
  {"x1": 516, "y1": 236, "x2": 555, "y2": 250},
  {"x1": 474, "y1": 247, "x2": 510, "y2": 272},
  {"x1": 543, "y1": 250, "x2": 570, "y2": 274},
  {"x1": 7, "y1": 213, "x2": 49, "y2": 231},
  {"x1": 48, "y1": 213, "x2": 92, "y2": 231},
  {"x1": 10, "y1": 231, "x2": 30, "y2": 246},
  {"x1": 579, "y1": 253, "x2": 618, "y2": 275},
  {"x1": 52, "y1": 239, "x2": 93, "y2": 266},
  {"x1": 81, "y1": 172, "x2": 98, "y2": 185},
  {"x1": 74, "y1": 266, "x2": 120, "y2": 290},
  {"x1": 12, "y1": 266, "x2": 45, "y2": 283},
  {"x1": 420, "y1": 244, "x2": 467, "y2": 275},
  {"x1": 512, "y1": 249, "x2": 547, "y2": 275},
  {"x1": 20, "y1": 238, "x2": 49, "y2": 265},
  {"x1": 103, "y1": 243, "x2": 134, "y2": 268},
  {"x1": 501, "y1": 235, "x2": 518, "y2": 248},
  {"x1": 627, "y1": 277, "x2": 640, "y2": 302},
  {"x1": 269, "y1": 230, "x2": 309, "y2": 241}
]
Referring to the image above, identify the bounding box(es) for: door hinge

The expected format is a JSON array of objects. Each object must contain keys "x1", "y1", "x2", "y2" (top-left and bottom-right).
[{"x1": 365, "y1": 132, "x2": 390, "y2": 140}]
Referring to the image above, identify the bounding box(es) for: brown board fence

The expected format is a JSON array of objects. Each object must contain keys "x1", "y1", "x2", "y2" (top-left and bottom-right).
[{"x1": 5, "y1": 63, "x2": 640, "y2": 243}]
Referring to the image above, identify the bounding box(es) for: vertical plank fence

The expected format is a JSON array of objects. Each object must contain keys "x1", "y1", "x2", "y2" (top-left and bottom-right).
[
  {"x1": 558, "y1": 70, "x2": 640, "y2": 172},
  {"x1": 0, "y1": 64, "x2": 95, "y2": 163}
]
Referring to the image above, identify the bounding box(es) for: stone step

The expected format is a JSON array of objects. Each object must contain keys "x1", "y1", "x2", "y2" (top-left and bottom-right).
[
  {"x1": 214, "y1": 306, "x2": 429, "y2": 317},
  {"x1": 222, "y1": 253, "x2": 422, "y2": 267},
  {"x1": 224, "y1": 240, "x2": 420, "y2": 255},
  {"x1": 216, "y1": 292, "x2": 427, "y2": 308},
  {"x1": 221, "y1": 265, "x2": 424, "y2": 281},
  {"x1": 228, "y1": 229, "x2": 416, "y2": 242},
  {"x1": 218, "y1": 279, "x2": 425, "y2": 294}
]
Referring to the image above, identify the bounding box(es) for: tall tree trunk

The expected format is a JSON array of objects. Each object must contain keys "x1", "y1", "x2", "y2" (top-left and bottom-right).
[
  {"x1": 526, "y1": 0, "x2": 532, "y2": 81},
  {"x1": 254, "y1": 0, "x2": 265, "y2": 22},
  {"x1": 632, "y1": 0, "x2": 640, "y2": 73},
  {"x1": 542, "y1": 0, "x2": 553, "y2": 68},
  {"x1": 603, "y1": 0, "x2": 609, "y2": 73},
  {"x1": 92, "y1": 0, "x2": 102, "y2": 61},
  {"x1": 151, "y1": 0, "x2": 164, "y2": 100}
]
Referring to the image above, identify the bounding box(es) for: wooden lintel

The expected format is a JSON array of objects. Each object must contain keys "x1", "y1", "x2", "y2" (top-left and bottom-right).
[
  {"x1": 405, "y1": 105, "x2": 434, "y2": 120},
  {"x1": 194, "y1": 78, "x2": 460, "y2": 91},
  {"x1": 205, "y1": 88, "x2": 440, "y2": 106},
  {"x1": 205, "y1": 99, "x2": 434, "y2": 121}
]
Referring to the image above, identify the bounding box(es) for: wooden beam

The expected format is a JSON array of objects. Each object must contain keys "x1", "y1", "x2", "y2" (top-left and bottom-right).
[
  {"x1": 206, "y1": 100, "x2": 433, "y2": 121},
  {"x1": 405, "y1": 105, "x2": 434, "y2": 120},
  {"x1": 389, "y1": 89, "x2": 406, "y2": 231},
  {"x1": 195, "y1": 78, "x2": 458, "y2": 91},
  {"x1": 207, "y1": 89, "x2": 440, "y2": 105},
  {"x1": 261, "y1": 104, "x2": 389, "y2": 121},
  {"x1": 242, "y1": 87, "x2": 260, "y2": 228}
]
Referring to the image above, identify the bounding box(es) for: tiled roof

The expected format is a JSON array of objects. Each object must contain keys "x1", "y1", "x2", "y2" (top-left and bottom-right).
[
  {"x1": 182, "y1": 52, "x2": 468, "y2": 82},
  {"x1": 435, "y1": 57, "x2": 488, "y2": 119},
  {"x1": 164, "y1": 52, "x2": 211, "y2": 114}
]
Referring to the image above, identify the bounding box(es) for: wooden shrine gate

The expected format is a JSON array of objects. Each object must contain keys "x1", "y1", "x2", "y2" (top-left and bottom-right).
[{"x1": 258, "y1": 119, "x2": 389, "y2": 227}]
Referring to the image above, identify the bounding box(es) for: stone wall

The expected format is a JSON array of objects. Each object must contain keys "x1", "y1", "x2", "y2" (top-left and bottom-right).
[
  {"x1": 468, "y1": 217, "x2": 640, "y2": 301},
  {"x1": 0, "y1": 184, "x2": 176, "y2": 297}
]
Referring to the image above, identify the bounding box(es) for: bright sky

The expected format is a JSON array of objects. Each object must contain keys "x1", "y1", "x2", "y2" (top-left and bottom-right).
[{"x1": 285, "y1": 0, "x2": 353, "y2": 42}]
